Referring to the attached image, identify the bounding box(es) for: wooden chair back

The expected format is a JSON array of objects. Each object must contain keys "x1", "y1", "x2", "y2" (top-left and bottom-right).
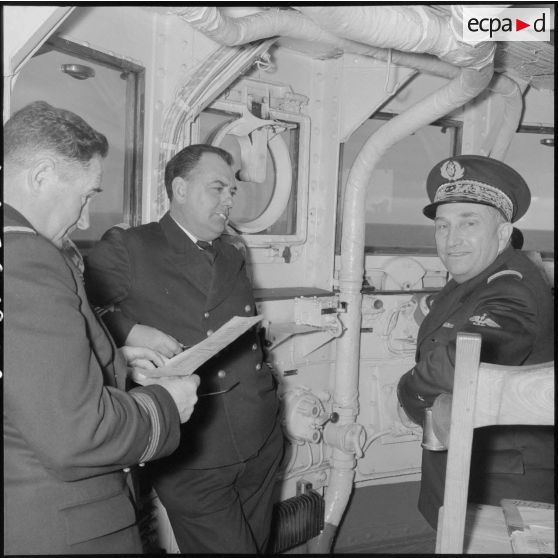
[{"x1": 435, "y1": 332, "x2": 554, "y2": 554}]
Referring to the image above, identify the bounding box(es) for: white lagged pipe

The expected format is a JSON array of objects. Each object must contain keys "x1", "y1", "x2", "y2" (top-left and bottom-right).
[
  {"x1": 297, "y1": 5, "x2": 495, "y2": 69},
  {"x1": 176, "y1": 7, "x2": 516, "y2": 158},
  {"x1": 309, "y1": 63, "x2": 494, "y2": 553},
  {"x1": 483, "y1": 74, "x2": 523, "y2": 159},
  {"x1": 341, "y1": 65, "x2": 494, "y2": 290},
  {"x1": 174, "y1": 6, "x2": 355, "y2": 49}
]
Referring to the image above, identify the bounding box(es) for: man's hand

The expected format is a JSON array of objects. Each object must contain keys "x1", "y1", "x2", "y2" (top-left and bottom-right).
[
  {"x1": 134, "y1": 374, "x2": 200, "y2": 423},
  {"x1": 125, "y1": 324, "x2": 183, "y2": 358},
  {"x1": 119, "y1": 345, "x2": 166, "y2": 374}
]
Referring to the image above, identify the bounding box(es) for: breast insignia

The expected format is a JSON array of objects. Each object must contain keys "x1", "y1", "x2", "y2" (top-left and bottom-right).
[
  {"x1": 469, "y1": 313, "x2": 501, "y2": 328},
  {"x1": 487, "y1": 269, "x2": 523, "y2": 284}
]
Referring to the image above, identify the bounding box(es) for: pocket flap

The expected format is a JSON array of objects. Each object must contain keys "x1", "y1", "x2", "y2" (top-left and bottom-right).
[
  {"x1": 472, "y1": 449, "x2": 524, "y2": 475},
  {"x1": 62, "y1": 491, "x2": 137, "y2": 545}
]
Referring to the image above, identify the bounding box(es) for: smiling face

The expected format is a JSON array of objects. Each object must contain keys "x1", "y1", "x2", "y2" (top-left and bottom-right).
[
  {"x1": 170, "y1": 152, "x2": 237, "y2": 241},
  {"x1": 434, "y1": 203, "x2": 512, "y2": 283}
]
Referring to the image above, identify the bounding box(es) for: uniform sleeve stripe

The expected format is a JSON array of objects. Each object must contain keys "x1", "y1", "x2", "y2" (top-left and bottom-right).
[
  {"x1": 487, "y1": 269, "x2": 523, "y2": 284},
  {"x1": 130, "y1": 391, "x2": 161, "y2": 462},
  {"x1": 4, "y1": 225, "x2": 37, "y2": 234}
]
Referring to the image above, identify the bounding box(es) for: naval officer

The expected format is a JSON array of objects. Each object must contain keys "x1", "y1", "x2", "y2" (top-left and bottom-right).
[{"x1": 85, "y1": 144, "x2": 283, "y2": 553}]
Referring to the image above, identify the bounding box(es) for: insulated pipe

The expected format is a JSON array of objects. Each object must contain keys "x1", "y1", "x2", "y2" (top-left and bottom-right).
[
  {"x1": 341, "y1": 69, "x2": 494, "y2": 396},
  {"x1": 297, "y1": 5, "x2": 494, "y2": 69},
  {"x1": 308, "y1": 63, "x2": 493, "y2": 553},
  {"x1": 177, "y1": 6, "x2": 493, "y2": 69},
  {"x1": 293, "y1": 5, "x2": 520, "y2": 157},
  {"x1": 174, "y1": 6, "x2": 359, "y2": 48},
  {"x1": 175, "y1": 6, "x2": 519, "y2": 162},
  {"x1": 483, "y1": 74, "x2": 523, "y2": 159},
  {"x1": 312, "y1": 65, "x2": 495, "y2": 552},
  {"x1": 175, "y1": 6, "x2": 465, "y2": 69},
  {"x1": 363, "y1": 49, "x2": 522, "y2": 159}
]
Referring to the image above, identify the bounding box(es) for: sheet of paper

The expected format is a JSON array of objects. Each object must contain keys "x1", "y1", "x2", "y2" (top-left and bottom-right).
[
  {"x1": 502, "y1": 499, "x2": 555, "y2": 554},
  {"x1": 145, "y1": 315, "x2": 263, "y2": 377},
  {"x1": 511, "y1": 527, "x2": 555, "y2": 554}
]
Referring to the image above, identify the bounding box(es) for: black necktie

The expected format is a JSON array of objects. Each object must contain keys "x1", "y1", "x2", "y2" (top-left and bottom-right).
[{"x1": 197, "y1": 240, "x2": 217, "y2": 264}]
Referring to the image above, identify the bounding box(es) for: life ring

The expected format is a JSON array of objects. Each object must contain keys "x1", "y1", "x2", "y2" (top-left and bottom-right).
[{"x1": 211, "y1": 117, "x2": 293, "y2": 234}]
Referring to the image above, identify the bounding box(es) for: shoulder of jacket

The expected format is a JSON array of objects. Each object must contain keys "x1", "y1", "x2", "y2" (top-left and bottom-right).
[
  {"x1": 220, "y1": 234, "x2": 247, "y2": 257},
  {"x1": 486, "y1": 269, "x2": 523, "y2": 284},
  {"x1": 4, "y1": 225, "x2": 53, "y2": 258},
  {"x1": 4, "y1": 225, "x2": 56, "y2": 255},
  {"x1": 102, "y1": 221, "x2": 161, "y2": 242},
  {"x1": 6, "y1": 228, "x2": 71, "y2": 278}
]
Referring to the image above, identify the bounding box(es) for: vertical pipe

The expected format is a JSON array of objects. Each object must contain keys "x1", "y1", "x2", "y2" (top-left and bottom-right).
[{"x1": 309, "y1": 64, "x2": 493, "y2": 553}]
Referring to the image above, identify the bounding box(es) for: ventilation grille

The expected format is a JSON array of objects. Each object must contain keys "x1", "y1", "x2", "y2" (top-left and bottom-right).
[{"x1": 268, "y1": 489, "x2": 324, "y2": 554}]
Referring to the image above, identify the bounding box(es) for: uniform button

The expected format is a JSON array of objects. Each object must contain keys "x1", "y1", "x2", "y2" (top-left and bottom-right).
[
  {"x1": 244, "y1": 305, "x2": 251, "y2": 313},
  {"x1": 204, "y1": 312, "x2": 210, "y2": 318},
  {"x1": 207, "y1": 329, "x2": 214, "y2": 336},
  {"x1": 252, "y1": 343, "x2": 258, "y2": 351},
  {"x1": 255, "y1": 363, "x2": 262, "y2": 371},
  {"x1": 217, "y1": 370, "x2": 227, "y2": 379},
  {"x1": 123, "y1": 467, "x2": 131, "y2": 473}
]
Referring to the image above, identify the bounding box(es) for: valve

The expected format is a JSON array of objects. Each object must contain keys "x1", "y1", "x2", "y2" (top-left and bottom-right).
[
  {"x1": 281, "y1": 388, "x2": 328, "y2": 444},
  {"x1": 323, "y1": 422, "x2": 366, "y2": 458}
]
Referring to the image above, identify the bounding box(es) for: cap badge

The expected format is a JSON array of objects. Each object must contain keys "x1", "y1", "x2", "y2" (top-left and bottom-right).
[{"x1": 440, "y1": 160, "x2": 465, "y2": 181}]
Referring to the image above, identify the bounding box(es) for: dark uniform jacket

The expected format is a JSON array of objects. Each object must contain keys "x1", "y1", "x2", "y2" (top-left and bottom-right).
[
  {"x1": 85, "y1": 212, "x2": 279, "y2": 469},
  {"x1": 398, "y1": 246, "x2": 554, "y2": 528},
  {"x1": 4, "y1": 205, "x2": 181, "y2": 554}
]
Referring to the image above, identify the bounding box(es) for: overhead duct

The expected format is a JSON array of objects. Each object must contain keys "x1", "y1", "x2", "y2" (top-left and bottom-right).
[
  {"x1": 174, "y1": 6, "x2": 348, "y2": 48},
  {"x1": 174, "y1": 6, "x2": 519, "y2": 157},
  {"x1": 297, "y1": 5, "x2": 494, "y2": 69}
]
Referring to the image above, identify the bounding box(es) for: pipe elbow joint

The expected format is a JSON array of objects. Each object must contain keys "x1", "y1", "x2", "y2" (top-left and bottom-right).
[
  {"x1": 439, "y1": 42, "x2": 496, "y2": 70},
  {"x1": 323, "y1": 422, "x2": 366, "y2": 458}
]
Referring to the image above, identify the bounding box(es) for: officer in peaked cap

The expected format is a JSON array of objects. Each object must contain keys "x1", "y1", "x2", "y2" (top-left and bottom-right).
[
  {"x1": 422, "y1": 154, "x2": 531, "y2": 223},
  {"x1": 397, "y1": 154, "x2": 554, "y2": 530}
]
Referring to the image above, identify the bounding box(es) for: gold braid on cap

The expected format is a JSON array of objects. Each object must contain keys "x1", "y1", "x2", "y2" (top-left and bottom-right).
[{"x1": 433, "y1": 181, "x2": 513, "y2": 221}]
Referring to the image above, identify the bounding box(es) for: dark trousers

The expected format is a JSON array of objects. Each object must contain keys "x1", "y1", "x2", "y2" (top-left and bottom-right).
[
  {"x1": 419, "y1": 431, "x2": 555, "y2": 530},
  {"x1": 152, "y1": 421, "x2": 284, "y2": 553}
]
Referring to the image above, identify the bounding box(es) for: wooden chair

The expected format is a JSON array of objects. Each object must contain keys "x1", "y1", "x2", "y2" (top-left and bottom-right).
[{"x1": 435, "y1": 332, "x2": 554, "y2": 554}]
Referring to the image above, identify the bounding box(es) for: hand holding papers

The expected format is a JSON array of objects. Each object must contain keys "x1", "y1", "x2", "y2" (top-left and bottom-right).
[{"x1": 133, "y1": 315, "x2": 263, "y2": 382}]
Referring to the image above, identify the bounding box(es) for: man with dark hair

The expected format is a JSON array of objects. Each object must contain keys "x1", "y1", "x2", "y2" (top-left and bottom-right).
[
  {"x1": 4, "y1": 101, "x2": 200, "y2": 554},
  {"x1": 164, "y1": 143, "x2": 234, "y2": 200},
  {"x1": 397, "y1": 155, "x2": 554, "y2": 530},
  {"x1": 85, "y1": 144, "x2": 283, "y2": 553}
]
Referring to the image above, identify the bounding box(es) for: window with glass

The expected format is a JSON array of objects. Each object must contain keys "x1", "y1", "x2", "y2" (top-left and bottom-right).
[
  {"x1": 337, "y1": 113, "x2": 462, "y2": 253},
  {"x1": 502, "y1": 126, "x2": 554, "y2": 256},
  {"x1": 10, "y1": 36, "x2": 145, "y2": 250},
  {"x1": 193, "y1": 98, "x2": 308, "y2": 245}
]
